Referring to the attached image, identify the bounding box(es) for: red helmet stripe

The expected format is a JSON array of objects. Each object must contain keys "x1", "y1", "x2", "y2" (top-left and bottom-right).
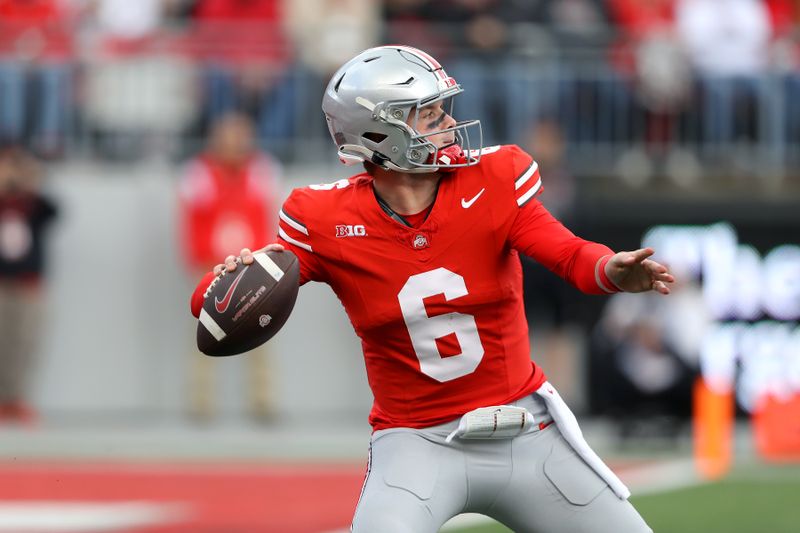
[{"x1": 400, "y1": 46, "x2": 441, "y2": 69}]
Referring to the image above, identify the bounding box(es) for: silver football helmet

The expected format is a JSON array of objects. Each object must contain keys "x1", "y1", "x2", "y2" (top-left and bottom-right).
[{"x1": 322, "y1": 45, "x2": 482, "y2": 172}]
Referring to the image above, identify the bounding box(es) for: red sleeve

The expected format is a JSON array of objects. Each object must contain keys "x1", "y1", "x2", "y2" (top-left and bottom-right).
[
  {"x1": 509, "y1": 200, "x2": 619, "y2": 295},
  {"x1": 276, "y1": 188, "x2": 327, "y2": 284},
  {"x1": 190, "y1": 271, "x2": 216, "y2": 318}
]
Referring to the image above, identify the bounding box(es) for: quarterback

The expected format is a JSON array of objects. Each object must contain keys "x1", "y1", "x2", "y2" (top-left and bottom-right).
[{"x1": 191, "y1": 46, "x2": 671, "y2": 532}]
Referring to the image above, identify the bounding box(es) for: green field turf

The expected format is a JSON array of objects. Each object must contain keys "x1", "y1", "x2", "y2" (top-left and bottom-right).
[{"x1": 453, "y1": 463, "x2": 800, "y2": 533}]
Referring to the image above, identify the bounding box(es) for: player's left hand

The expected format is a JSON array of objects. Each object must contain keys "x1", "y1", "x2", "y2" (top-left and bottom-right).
[{"x1": 604, "y1": 247, "x2": 674, "y2": 294}]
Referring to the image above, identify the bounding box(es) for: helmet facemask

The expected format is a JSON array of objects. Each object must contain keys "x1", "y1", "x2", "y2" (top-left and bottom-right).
[
  {"x1": 401, "y1": 93, "x2": 483, "y2": 171},
  {"x1": 355, "y1": 91, "x2": 482, "y2": 173}
]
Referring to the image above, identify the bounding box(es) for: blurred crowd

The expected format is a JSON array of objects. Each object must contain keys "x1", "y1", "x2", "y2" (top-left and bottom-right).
[{"x1": 1, "y1": 0, "x2": 800, "y2": 178}]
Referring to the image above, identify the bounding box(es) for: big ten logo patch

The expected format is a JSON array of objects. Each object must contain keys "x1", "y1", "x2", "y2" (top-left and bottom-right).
[{"x1": 336, "y1": 224, "x2": 367, "y2": 238}]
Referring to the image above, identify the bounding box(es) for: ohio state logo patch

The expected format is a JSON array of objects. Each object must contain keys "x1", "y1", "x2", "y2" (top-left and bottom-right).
[{"x1": 412, "y1": 234, "x2": 429, "y2": 249}]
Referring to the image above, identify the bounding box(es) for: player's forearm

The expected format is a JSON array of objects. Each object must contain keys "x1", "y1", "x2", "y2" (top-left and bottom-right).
[{"x1": 510, "y1": 202, "x2": 617, "y2": 294}]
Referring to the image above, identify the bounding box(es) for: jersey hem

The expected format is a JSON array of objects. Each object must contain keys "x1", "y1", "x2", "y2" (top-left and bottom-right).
[{"x1": 368, "y1": 372, "x2": 548, "y2": 431}]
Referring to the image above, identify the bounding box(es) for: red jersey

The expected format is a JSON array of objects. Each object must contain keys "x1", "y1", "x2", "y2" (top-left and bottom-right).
[{"x1": 273, "y1": 145, "x2": 618, "y2": 430}]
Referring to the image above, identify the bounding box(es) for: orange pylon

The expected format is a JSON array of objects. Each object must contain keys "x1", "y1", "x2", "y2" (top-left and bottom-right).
[{"x1": 693, "y1": 377, "x2": 734, "y2": 480}]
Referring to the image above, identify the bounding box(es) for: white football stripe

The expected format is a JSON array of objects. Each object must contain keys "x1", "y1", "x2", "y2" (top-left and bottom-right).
[
  {"x1": 253, "y1": 252, "x2": 284, "y2": 282},
  {"x1": 279, "y1": 209, "x2": 308, "y2": 235},
  {"x1": 514, "y1": 161, "x2": 539, "y2": 190},
  {"x1": 199, "y1": 309, "x2": 227, "y2": 341},
  {"x1": 515, "y1": 178, "x2": 542, "y2": 206},
  {"x1": 279, "y1": 227, "x2": 313, "y2": 253}
]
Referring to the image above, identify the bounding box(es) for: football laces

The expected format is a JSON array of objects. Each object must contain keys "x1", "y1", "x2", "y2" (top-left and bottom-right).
[{"x1": 203, "y1": 258, "x2": 240, "y2": 299}]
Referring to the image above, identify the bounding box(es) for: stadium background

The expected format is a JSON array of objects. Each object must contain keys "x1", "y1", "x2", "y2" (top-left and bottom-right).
[{"x1": 1, "y1": 0, "x2": 799, "y2": 532}]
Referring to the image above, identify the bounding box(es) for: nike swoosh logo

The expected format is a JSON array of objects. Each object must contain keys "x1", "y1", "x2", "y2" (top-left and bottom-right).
[
  {"x1": 214, "y1": 268, "x2": 247, "y2": 314},
  {"x1": 461, "y1": 188, "x2": 485, "y2": 209}
]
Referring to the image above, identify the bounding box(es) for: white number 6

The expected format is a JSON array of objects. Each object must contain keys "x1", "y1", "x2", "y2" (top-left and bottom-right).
[{"x1": 398, "y1": 268, "x2": 485, "y2": 382}]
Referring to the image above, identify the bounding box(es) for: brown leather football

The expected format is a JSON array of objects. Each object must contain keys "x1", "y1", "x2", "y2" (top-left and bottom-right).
[{"x1": 196, "y1": 250, "x2": 299, "y2": 357}]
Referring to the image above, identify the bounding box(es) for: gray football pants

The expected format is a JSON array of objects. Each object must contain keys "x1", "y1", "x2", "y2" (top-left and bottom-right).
[{"x1": 351, "y1": 394, "x2": 652, "y2": 533}]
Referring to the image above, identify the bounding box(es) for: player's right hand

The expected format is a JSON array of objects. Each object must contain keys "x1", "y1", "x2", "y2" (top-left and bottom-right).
[{"x1": 212, "y1": 243, "x2": 286, "y2": 275}]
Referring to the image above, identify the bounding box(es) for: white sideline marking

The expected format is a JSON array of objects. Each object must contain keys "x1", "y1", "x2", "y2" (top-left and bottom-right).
[
  {"x1": 0, "y1": 501, "x2": 187, "y2": 532},
  {"x1": 620, "y1": 458, "x2": 703, "y2": 496}
]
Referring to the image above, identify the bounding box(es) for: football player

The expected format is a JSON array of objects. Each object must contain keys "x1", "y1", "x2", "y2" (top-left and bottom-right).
[{"x1": 191, "y1": 45, "x2": 671, "y2": 532}]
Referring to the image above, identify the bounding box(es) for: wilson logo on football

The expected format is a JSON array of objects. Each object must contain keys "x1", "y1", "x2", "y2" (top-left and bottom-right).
[
  {"x1": 336, "y1": 224, "x2": 367, "y2": 237},
  {"x1": 214, "y1": 269, "x2": 247, "y2": 314}
]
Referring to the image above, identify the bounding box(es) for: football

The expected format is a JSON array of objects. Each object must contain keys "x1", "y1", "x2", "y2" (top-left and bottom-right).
[{"x1": 196, "y1": 250, "x2": 300, "y2": 357}]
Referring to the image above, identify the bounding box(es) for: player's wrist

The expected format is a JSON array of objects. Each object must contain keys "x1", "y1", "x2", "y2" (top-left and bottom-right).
[{"x1": 596, "y1": 255, "x2": 623, "y2": 293}]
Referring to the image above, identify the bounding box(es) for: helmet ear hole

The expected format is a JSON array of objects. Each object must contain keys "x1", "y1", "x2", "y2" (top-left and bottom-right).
[{"x1": 362, "y1": 132, "x2": 388, "y2": 144}]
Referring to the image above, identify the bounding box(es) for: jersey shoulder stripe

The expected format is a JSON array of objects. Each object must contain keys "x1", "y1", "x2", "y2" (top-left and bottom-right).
[
  {"x1": 512, "y1": 154, "x2": 542, "y2": 207},
  {"x1": 278, "y1": 203, "x2": 313, "y2": 253},
  {"x1": 516, "y1": 180, "x2": 542, "y2": 207},
  {"x1": 481, "y1": 144, "x2": 542, "y2": 208},
  {"x1": 514, "y1": 161, "x2": 538, "y2": 190},
  {"x1": 279, "y1": 208, "x2": 308, "y2": 235},
  {"x1": 279, "y1": 226, "x2": 312, "y2": 252}
]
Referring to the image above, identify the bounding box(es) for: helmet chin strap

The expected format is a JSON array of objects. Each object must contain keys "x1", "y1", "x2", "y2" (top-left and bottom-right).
[
  {"x1": 381, "y1": 144, "x2": 465, "y2": 173},
  {"x1": 383, "y1": 160, "x2": 434, "y2": 173}
]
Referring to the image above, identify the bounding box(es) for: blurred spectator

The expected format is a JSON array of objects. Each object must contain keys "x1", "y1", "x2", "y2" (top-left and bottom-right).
[
  {"x1": 382, "y1": 0, "x2": 450, "y2": 56},
  {"x1": 543, "y1": 0, "x2": 611, "y2": 49},
  {"x1": 512, "y1": 1, "x2": 614, "y2": 158},
  {"x1": 0, "y1": 145, "x2": 58, "y2": 425},
  {"x1": 520, "y1": 118, "x2": 576, "y2": 329},
  {"x1": 608, "y1": 0, "x2": 690, "y2": 122},
  {"x1": 177, "y1": 112, "x2": 281, "y2": 421},
  {"x1": 522, "y1": 117, "x2": 575, "y2": 219},
  {"x1": 189, "y1": 0, "x2": 297, "y2": 152},
  {"x1": 284, "y1": 0, "x2": 379, "y2": 139},
  {"x1": 408, "y1": 0, "x2": 612, "y2": 144},
  {"x1": 519, "y1": 117, "x2": 583, "y2": 407},
  {"x1": 675, "y1": 0, "x2": 776, "y2": 150},
  {"x1": 607, "y1": 0, "x2": 695, "y2": 184},
  {"x1": 0, "y1": 0, "x2": 74, "y2": 157},
  {"x1": 284, "y1": 0, "x2": 378, "y2": 78},
  {"x1": 764, "y1": 0, "x2": 800, "y2": 156},
  {"x1": 90, "y1": 0, "x2": 167, "y2": 42},
  {"x1": 440, "y1": 0, "x2": 525, "y2": 143},
  {"x1": 79, "y1": 0, "x2": 196, "y2": 160},
  {"x1": 590, "y1": 269, "x2": 709, "y2": 441}
]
